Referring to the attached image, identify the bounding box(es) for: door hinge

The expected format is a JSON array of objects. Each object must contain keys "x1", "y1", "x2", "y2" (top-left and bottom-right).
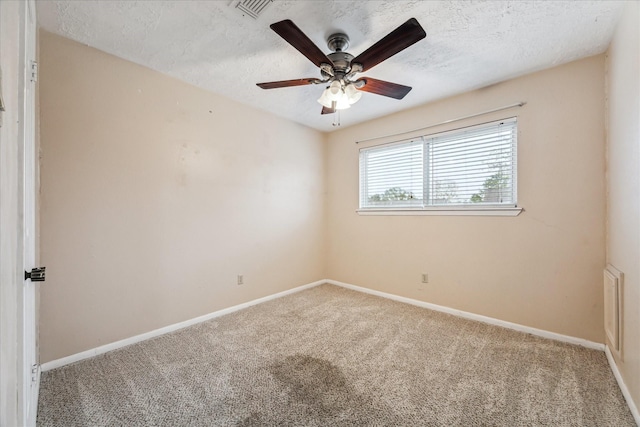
[
  {"x1": 25, "y1": 267, "x2": 45, "y2": 282},
  {"x1": 30, "y1": 61, "x2": 38, "y2": 83},
  {"x1": 31, "y1": 364, "x2": 38, "y2": 382}
]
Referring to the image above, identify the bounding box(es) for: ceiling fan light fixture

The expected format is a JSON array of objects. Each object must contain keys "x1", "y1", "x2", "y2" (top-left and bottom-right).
[
  {"x1": 319, "y1": 82, "x2": 357, "y2": 110},
  {"x1": 327, "y1": 80, "x2": 342, "y2": 101},
  {"x1": 318, "y1": 89, "x2": 334, "y2": 108},
  {"x1": 345, "y1": 83, "x2": 362, "y2": 104}
]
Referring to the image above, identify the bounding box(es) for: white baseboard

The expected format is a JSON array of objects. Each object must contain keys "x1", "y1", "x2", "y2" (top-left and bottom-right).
[
  {"x1": 326, "y1": 279, "x2": 605, "y2": 351},
  {"x1": 40, "y1": 280, "x2": 326, "y2": 372},
  {"x1": 41, "y1": 278, "x2": 637, "y2": 422},
  {"x1": 40, "y1": 277, "x2": 605, "y2": 371},
  {"x1": 605, "y1": 346, "x2": 640, "y2": 425}
]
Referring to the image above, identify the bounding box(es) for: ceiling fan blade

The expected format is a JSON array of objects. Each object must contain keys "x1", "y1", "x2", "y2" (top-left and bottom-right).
[
  {"x1": 256, "y1": 78, "x2": 318, "y2": 89},
  {"x1": 270, "y1": 20, "x2": 333, "y2": 68},
  {"x1": 321, "y1": 106, "x2": 335, "y2": 115},
  {"x1": 351, "y1": 18, "x2": 426, "y2": 72},
  {"x1": 356, "y1": 77, "x2": 412, "y2": 99}
]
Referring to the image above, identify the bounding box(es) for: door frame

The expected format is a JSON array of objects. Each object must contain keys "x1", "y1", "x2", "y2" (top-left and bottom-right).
[
  {"x1": 17, "y1": 0, "x2": 38, "y2": 425},
  {"x1": 0, "y1": 1, "x2": 37, "y2": 425}
]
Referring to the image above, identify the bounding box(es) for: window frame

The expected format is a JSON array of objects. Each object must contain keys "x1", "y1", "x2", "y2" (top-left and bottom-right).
[{"x1": 357, "y1": 118, "x2": 523, "y2": 216}]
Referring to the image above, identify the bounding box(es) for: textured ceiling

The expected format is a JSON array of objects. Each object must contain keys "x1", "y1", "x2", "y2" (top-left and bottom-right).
[{"x1": 37, "y1": 1, "x2": 624, "y2": 132}]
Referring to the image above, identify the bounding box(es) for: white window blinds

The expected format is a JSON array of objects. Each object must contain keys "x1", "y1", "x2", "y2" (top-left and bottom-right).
[{"x1": 359, "y1": 118, "x2": 517, "y2": 210}]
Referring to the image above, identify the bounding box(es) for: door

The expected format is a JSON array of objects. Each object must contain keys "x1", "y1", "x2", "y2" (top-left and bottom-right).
[{"x1": 20, "y1": 0, "x2": 38, "y2": 425}]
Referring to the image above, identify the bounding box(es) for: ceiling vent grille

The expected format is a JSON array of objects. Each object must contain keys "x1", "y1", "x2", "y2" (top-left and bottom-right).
[{"x1": 233, "y1": 0, "x2": 273, "y2": 19}]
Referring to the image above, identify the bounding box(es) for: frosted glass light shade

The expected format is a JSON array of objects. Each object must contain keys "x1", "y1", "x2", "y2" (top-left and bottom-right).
[
  {"x1": 317, "y1": 89, "x2": 333, "y2": 108},
  {"x1": 318, "y1": 81, "x2": 360, "y2": 110},
  {"x1": 335, "y1": 95, "x2": 351, "y2": 110},
  {"x1": 345, "y1": 83, "x2": 362, "y2": 104},
  {"x1": 327, "y1": 80, "x2": 342, "y2": 101}
]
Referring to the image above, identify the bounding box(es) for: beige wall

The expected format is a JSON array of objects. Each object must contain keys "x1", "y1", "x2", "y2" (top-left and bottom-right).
[
  {"x1": 326, "y1": 55, "x2": 606, "y2": 343},
  {"x1": 606, "y1": 0, "x2": 640, "y2": 412},
  {"x1": 38, "y1": 32, "x2": 326, "y2": 363}
]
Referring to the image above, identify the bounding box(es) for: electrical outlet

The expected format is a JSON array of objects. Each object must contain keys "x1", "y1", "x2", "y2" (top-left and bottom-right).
[
  {"x1": 421, "y1": 273, "x2": 428, "y2": 283},
  {"x1": 237, "y1": 274, "x2": 243, "y2": 285}
]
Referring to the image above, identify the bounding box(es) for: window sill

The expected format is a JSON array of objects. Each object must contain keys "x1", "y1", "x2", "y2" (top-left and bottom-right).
[{"x1": 356, "y1": 207, "x2": 523, "y2": 216}]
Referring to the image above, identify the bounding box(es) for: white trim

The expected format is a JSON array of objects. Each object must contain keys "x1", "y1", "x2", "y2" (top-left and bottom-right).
[
  {"x1": 605, "y1": 345, "x2": 640, "y2": 425},
  {"x1": 28, "y1": 365, "x2": 40, "y2": 425},
  {"x1": 20, "y1": 1, "x2": 38, "y2": 425},
  {"x1": 40, "y1": 280, "x2": 326, "y2": 372},
  {"x1": 326, "y1": 279, "x2": 604, "y2": 351},
  {"x1": 41, "y1": 278, "x2": 605, "y2": 368},
  {"x1": 357, "y1": 207, "x2": 523, "y2": 216},
  {"x1": 42, "y1": 278, "x2": 606, "y2": 372}
]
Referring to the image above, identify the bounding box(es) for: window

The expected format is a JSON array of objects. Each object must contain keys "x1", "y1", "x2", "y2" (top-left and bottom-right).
[{"x1": 359, "y1": 118, "x2": 519, "y2": 215}]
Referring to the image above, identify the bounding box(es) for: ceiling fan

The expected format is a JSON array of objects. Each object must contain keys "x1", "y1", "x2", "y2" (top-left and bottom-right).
[{"x1": 256, "y1": 18, "x2": 427, "y2": 116}]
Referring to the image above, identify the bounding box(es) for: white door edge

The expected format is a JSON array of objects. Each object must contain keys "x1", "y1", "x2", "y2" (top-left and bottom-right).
[{"x1": 19, "y1": 0, "x2": 38, "y2": 425}]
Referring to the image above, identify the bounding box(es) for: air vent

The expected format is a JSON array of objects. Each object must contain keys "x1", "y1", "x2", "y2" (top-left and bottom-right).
[{"x1": 233, "y1": 0, "x2": 273, "y2": 19}]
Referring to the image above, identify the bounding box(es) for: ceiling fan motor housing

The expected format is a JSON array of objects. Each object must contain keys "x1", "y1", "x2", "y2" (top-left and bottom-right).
[
  {"x1": 325, "y1": 33, "x2": 356, "y2": 81},
  {"x1": 325, "y1": 51, "x2": 354, "y2": 79}
]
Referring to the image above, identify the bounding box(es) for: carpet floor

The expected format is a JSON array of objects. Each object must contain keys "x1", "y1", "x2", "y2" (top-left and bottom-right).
[{"x1": 37, "y1": 284, "x2": 635, "y2": 426}]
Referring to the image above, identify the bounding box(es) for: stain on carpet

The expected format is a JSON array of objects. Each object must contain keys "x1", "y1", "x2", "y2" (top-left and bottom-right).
[
  {"x1": 235, "y1": 354, "x2": 402, "y2": 426},
  {"x1": 270, "y1": 354, "x2": 349, "y2": 414}
]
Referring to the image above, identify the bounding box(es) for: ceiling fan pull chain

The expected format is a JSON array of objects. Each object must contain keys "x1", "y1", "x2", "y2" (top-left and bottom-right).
[{"x1": 332, "y1": 110, "x2": 341, "y2": 127}]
